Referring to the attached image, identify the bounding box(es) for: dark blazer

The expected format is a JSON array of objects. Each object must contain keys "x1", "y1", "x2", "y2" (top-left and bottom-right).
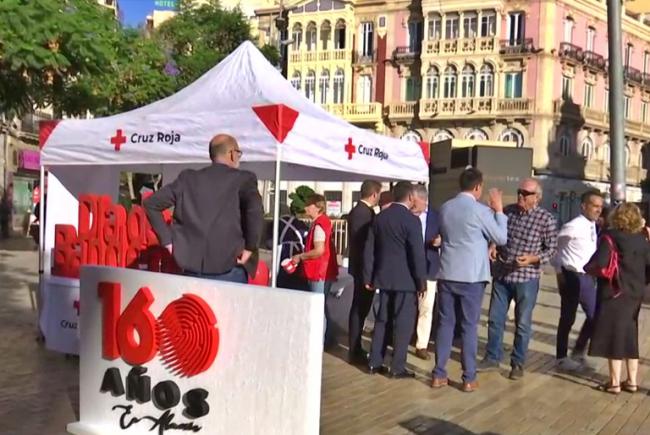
[
  {"x1": 423, "y1": 208, "x2": 441, "y2": 280},
  {"x1": 590, "y1": 229, "x2": 650, "y2": 300},
  {"x1": 363, "y1": 203, "x2": 426, "y2": 292},
  {"x1": 346, "y1": 200, "x2": 375, "y2": 277},
  {"x1": 144, "y1": 163, "x2": 264, "y2": 275}
]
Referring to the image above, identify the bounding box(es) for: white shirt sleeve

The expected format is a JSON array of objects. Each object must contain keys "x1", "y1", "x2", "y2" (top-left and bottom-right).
[{"x1": 314, "y1": 225, "x2": 326, "y2": 242}]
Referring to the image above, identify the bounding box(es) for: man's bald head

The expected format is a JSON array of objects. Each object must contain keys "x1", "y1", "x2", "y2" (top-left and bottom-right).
[{"x1": 209, "y1": 134, "x2": 242, "y2": 168}]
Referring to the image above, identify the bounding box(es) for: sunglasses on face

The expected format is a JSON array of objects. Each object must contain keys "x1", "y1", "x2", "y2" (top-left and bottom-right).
[{"x1": 517, "y1": 189, "x2": 536, "y2": 197}]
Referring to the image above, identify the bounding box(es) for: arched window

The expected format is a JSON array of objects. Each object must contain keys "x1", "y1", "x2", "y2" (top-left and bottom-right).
[
  {"x1": 465, "y1": 129, "x2": 488, "y2": 141},
  {"x1": 333, "y1": 68, "x2": 345, "y2": 103},
  {"x1": 581, "y1": 136, "x2": 594, "y2": 160},
  {"x1": 320, "y1": 20, "x2": 331, "y2": 50},
  {"x1": 478, "y1": 64, "x2": 494, "y2": 97},
  {"x1": 401, "y1": 130, "x2": 422, "y2": 142},
  {"x1": 306, "y1": 22, "x2": 317, "y2": 51},
  {"x1": 602, "y1": 142, "x2": 611, "y2": 164},
  {"x1": 426, "y1": 66, "x2": 439, "y2": 99},
  {"x1": 292, "y1": 23, "x2": 302, "y2": 50},
  {"x1": 319, "y1": 69, "x2": 330, "y2": 104},
  {"x1": 433, "y1": 129, "x2": 454, "y2": 142},
  {"x1": 290, "y1": 71, "x2": 301, "y2": 90},
  {"x1": 499, "y1": 128, "x2": 524, "y2": 147},
  {"x1": 461, "y1": 65, "x2": 475, "y2": 98},
  {"x1": 443, "y1": 66, "x2": 457, "y2": 99},
  {"x1": 305, "y1": 70, "x2": 316, "y2": 101},
  {"x1": 334, "y1": 19, "x2": 346, "y2": 49}
]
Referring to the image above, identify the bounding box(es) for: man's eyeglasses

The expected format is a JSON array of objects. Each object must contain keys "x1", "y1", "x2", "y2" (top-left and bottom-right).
[
  {"x1": 517, "y1": 189, "x2": 537, "y2": 197},
  {"x1": 231, "y1": 148, "x2": 243, "y2": 157}
]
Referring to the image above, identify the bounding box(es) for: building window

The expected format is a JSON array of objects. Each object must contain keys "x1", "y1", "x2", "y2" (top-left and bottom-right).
[
  {"x1": 334, "y1": 20, "x2": 346, "y2": 49},
  {"x1": 499, "y1": 128, "x2": 524, "y2": 147},
  {"x1": 581, "y1": 137, "x2": 594, "y2": 160},
  {"x1": 333, "y1": 69, "x2": 344, "y2": 103},
  {"x1": 603, "y1": 142, "x2": 610, "y2": 164},
  {"x1": 445, "y1": 13, "x2": 460, "y2": 39},
  {"x1": 643, "y1": 102, "x2": 648, "y2": 123},
  {"x1": 433, "y1": 129, "x2": 454, "y2": 142},
  {"x1": 463, "y1": 12, "x2": 478, "y2": 38},
  {"x1": 563, "y1": 17, "x2": 574, "y2": 43},
  {"x1": 625, "y1": 43, "x2": 633, "y2": 67},
  {"x1": 320, "y1": 21, "x2": 331, "y2": 50},
  {"x1": 506, "y1": 12, "x2": 525, "y2": 45},
  {"x1": 466, "y1": 129, "x2": 488, "y2": 141},
  {"x1": 290, "y1": 71, "x2": 301, "y2": 90},
  {"x1": 559, "y1": 134, "x2": 570, "y2": 156},
  {"x1": 480, "y1": 10, "x2": 496, "y2": 37},
  {"x1": 644, "y1": 51, "x2": 650, "y2": 75},
  {"x1": 292, "y1": 23, "x2": 302, "y2": 50},
  {"x1": 319, "y1": 69, "x2": 330, "y2": 104},
  {"x1": 561, "y1": 76, "x2": 573, "y2": 100},
  {"x1": 426, "y1": 66, "x2": 439, "y2": 99},
  {"x1": 360, "y1": 21, "x2": 374, "y2": 56},
  {"x1": 604, "y1": 89, "x2": 609, "y2": 113},
  {"x1": 405, "y1": 77, "x2": 422, "y2": 101},
  {"x1": 305, "y1": 70, "x2": 315, "y2": 101},
  {"x1": 443, "y1": 65, "x2": 457, "y2": 98},
  {"x1": 624, "y1": 96, "x2": 631, "y2": 119},
  {"x1": 478, "y1": 64, "x2": 494, "y2": 97},
  {"x1": 584, "y1": 83, "x2": 594, "y2": 108},
  {"x1": 408, "y1": 20, "x2": 424, "y2": 53},
  {"x1": 306, "y1": 22, "x2": 317, "y2": 51},
  {"x1": 428, "y1": 13, "x2": 442, "y2": 40},
  {"x1": 586, "y1": 27, "x2": 596, "y2": 52},
  {"x1": 378, "y1": 17, "x2": 386, "y2": 28},
  {"x1": 625, "y1": 145, "x2": 631, "y2": 166},
  {"x1": 357, "y1": 75, "x2": 372, "y2": 103},
  {"x1": 461, "y1": 65, "x2": 475, "y2": 98},
  {"x1": 504, "y1": 72, "x2": 523, "y2": 98}
]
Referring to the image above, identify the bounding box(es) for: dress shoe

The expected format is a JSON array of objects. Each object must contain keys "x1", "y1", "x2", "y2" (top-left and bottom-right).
[
  {"x1": 431, "y1": 377, "x2": 449, "y2": 388},
  {"x1": 368, "y1": 366, "x2": 385, "y2": 375},
  {"x1": 509, "y1": 364, "x2": 524, "y2": 380},
  {"x1": 476, "y1": 358, "x2": 500, "y2": 372},
  {"x1": 415, "y1": 348, "x2": 431, "y2": 360},
  {"x1": 462, "y1": 380, "x2": 479, "y2": 393},
  {"x1": 389, "y1": 369, "x2": 416, "y2": 379}
]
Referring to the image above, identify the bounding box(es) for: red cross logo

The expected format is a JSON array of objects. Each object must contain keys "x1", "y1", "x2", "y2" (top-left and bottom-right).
[
  {"x1": 110, "y1": 129, "x2": 127, "y2": 151},
  {"x1": 345, "y1": 137, "x2": 356, "y2": 160}
]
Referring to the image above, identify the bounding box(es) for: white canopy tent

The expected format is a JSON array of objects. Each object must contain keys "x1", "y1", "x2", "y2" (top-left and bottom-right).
[{"x1": 39, "y1": 40, "x2": 428, "y2": 288}]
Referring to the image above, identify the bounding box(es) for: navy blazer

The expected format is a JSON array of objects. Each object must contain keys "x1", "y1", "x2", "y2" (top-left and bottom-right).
[
  {"x1": 363, "y1": 203, "x2": 426, "y2": 292},
  {"x1": 423, "y1": 208, "x2": 441, "y2": 280}
]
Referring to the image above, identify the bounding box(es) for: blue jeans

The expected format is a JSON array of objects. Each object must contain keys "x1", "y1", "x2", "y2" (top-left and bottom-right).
[
  {"x1": 308, "y1": 280, "x2": 334, "y2": 344},
  {"x1": 434, "y1": 281, "x2": 485, "y2": 383},
  {"x1": 485, "y1": 278, "x2": 540, "y2": 367},
  {"x1": 184, "y1": 266, "x2": 248, "y2": 284}
]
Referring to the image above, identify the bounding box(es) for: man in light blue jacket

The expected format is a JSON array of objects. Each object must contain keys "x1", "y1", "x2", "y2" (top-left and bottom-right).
[{"x1": 431, "y1": 168, "x2": 508, "y2": 392}]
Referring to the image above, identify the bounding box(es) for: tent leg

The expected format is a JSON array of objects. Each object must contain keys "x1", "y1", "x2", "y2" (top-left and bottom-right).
[
  {"x1": 38, "y1": 166, "x2": 45, "y2": 275},
  {"x1": 270, "y1": 145, "x2": 282, "y2": 288}
]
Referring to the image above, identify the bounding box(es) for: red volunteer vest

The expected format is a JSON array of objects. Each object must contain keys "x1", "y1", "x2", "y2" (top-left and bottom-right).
[{"x1": 303, "y1": 214, "x2": 339, "y2": 281}]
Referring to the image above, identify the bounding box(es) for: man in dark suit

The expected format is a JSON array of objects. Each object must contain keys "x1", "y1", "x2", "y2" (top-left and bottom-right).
[
  {"x1": 144, "y1": 134, "x2": 264, "y2": 283},
  {"x1": 346, "y1": 180, "x2": 382, "y2": 364},
  {"x1": 363, "y1": 181, "x2": 426, "y2": 378}
]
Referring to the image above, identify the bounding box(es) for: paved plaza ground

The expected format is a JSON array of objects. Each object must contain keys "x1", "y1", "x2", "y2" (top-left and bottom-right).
[{"x1": 3, "y1": 237, "x2": 650, "y2": 434}]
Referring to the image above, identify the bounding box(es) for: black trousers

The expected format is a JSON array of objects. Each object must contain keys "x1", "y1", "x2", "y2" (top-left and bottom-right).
[
  {"x1": 556, "y1": 269, "x2": 597, "y2": 359},
  {"x1": 369, "y1": 290, "x2": 417, "y2": 373},
  {"x1": 348, "y1": 276, "x2": 375, "y2": 356}
]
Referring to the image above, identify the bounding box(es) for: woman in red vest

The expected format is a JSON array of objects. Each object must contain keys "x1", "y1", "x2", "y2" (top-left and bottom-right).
[{"x1": 292, "y1": 194, "x2": 339, "y2": 342}]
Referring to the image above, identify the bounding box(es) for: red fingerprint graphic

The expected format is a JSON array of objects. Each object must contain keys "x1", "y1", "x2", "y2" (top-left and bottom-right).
[{"x1": 156, "y1": 294, "x2": 219, "y2": 377}]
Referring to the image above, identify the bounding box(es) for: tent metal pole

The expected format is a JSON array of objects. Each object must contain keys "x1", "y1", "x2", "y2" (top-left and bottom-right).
[
  {"x1": 38, "y1": 165, "x2": 45, "y2": 275},
  {"x1": 270, "y1": 143, "x2": 282, "y2": 288}
]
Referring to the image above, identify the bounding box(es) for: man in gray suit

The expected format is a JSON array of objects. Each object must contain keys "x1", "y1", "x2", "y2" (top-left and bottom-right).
[{"x1": 431, "y1": 168, "x2": 507, "y2": 392}]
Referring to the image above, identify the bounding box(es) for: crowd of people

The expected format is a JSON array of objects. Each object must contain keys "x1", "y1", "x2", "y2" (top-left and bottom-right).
[{"x1": 143, "y1": 133, "x2": 650, "y2": 394}]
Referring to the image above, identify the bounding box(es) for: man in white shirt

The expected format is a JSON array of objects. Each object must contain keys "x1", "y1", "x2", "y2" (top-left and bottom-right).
[
  {"x1": 555, "y1": 189, "x2": 604, "y2": 370},
  {"x1": 411, "y1": 185, "x2": 441, "y2": 360}
]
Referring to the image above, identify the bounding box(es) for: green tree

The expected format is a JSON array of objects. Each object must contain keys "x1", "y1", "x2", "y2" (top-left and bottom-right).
[
  {"x1": 289, "y1": 185, "x2": 315, "y2": 216},
  {"x1": 0, "y1": 0, "x2": 120, "y2": 117}
]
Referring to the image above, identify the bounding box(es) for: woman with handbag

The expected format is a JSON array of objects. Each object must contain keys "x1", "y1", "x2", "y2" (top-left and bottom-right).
[{"x1": 586, "y1": 203, "x2": 650, "y2": 394}]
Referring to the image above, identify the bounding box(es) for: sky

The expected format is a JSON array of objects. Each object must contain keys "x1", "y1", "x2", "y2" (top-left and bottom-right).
[{"x1": 119, "y1": 0, "x2": 159, "y2": 28}]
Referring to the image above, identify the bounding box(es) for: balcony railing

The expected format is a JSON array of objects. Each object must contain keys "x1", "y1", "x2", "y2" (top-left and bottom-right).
[
  {"x1": 321, "y1": 102, "x2": 383, "y2": 122},
  {"x1": 643, "y1": 72, "x2": 650, "y2": 85},
  {"x1": 418, "y1": 97, "x2": 530, "y2": 117},
  {"x1": 625, "y1": 66, "x2": 643, "y2": 84},
  {"x1": 583, "y1": 51, "x2": 606, "y2": 70},
  {"x1": 392, "y1": 46, "x2": 421, "y2": 63},
  {"x1": 498, "y1": 98, "x2": 531, "y2": 113},
  {"x1": 424, "y1": 37, "x2": 497, "y2": 56},
  {"x1": 288, "y1": 48, "x2": 350, "y2": 64},
  {"x1": 499, "y1": 38, "x2": 534, "y2": 56},
  {"x1": 386, "y1": 102, "x2": 417, "y2": 119},
  {"x1": 353, "y1": 50, "x2": 376, "y2": 64},
  {"x1": 559, "y1": 42, "x2": 584, "y2": 62}
]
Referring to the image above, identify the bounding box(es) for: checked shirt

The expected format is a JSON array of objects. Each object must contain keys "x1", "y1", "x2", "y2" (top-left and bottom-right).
[{"x1": 493, "y1": 204, "x2": 558, "y2": 283}]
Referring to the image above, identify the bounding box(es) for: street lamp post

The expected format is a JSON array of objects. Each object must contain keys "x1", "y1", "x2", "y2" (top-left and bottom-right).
[{"x1": 607, "y1": 0, "x2": 626, "y2": 204}]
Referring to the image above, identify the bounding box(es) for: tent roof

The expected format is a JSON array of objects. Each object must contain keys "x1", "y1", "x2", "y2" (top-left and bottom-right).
[{"x1": 40, "y1": 41, "x2": 429, "y2": 182}]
